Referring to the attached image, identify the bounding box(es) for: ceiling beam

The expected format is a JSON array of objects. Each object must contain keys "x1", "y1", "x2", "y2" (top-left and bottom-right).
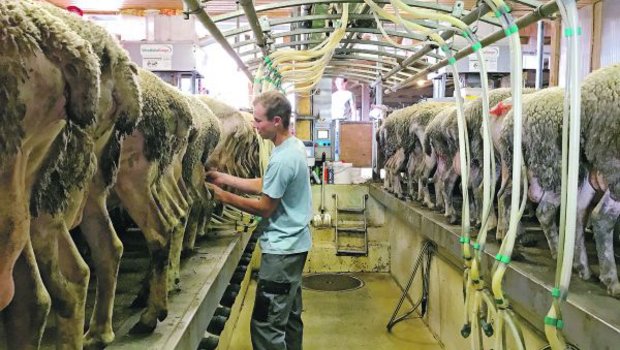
[
  {"x1": 182, "y1": 0, "x2": 253, "y2": 81},
  {"x1": 238, "y1": 0, "x2": 269, "y2": 56}
]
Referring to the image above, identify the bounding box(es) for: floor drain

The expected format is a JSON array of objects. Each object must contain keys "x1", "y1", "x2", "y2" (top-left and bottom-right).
[{"x1": 302, "y1": 273, "x2": 364, "y2": 292}]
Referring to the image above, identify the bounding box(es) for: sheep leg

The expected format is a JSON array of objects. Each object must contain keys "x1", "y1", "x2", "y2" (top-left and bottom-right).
[
  {"x1": 406, "y1": 156, "x2": 416, "y2": 200},
  {"x1": 0, "y1": 154, "x2": 29, "y2": 311},
  {"x1": 534, "y1": 192, "x2": 560, "y2": 259},
  {"x1": 115, "y1": 179, "x2": 171, "y2": 334},
  {"x1": 573, "y1": 179, "x2": 596, "y2": 280},
  {"x1": 31, "y1": 214, "x2": 90, "y2": 350},
  {"x1": 81, "y1": 186, "x2": 123, "y2": 348},
  {"x1": 420, "y1": 157, "x2": 436, "y2": 208},
  {"x1": 182, "y1": 204, "x2": 203, "y2": 256},
  {"x1": 495, "y1": 160, "x2": 511, "y2": 241},
  {"x1": 160, "y1": 175, "x2": 189, "y2": 292},
  {"x1": 443, "y1": 169, "x2": 460, "y2": 225},
  {"x1": 591, "y1": 190, "x2": 620, "y2": 297},
  {"x1": 2, "y1": 240, "x2": 51, "y2": 349},
  {"x1": 434, "y1": 159, "x2": 446, "y2": 213}
]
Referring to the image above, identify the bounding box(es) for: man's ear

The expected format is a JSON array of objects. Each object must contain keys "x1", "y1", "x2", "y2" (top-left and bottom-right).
[{"x1": 273, "y1": 116, "x2": 282, "y2": 126}]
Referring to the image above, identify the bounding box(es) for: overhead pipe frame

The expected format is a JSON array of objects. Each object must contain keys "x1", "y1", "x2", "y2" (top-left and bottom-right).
[
  {"x1": 387, "y1": 0, "x2": 561, "y2": 93},
  {"x1": 211, "y1": 0, "x2": 500, "y2": 25},
  {"x1": 210, "y1": 13, "x2": 450, "y2": 42},
  {"x1": 182, "y1": 0, "x2": 254, "y2": 82}
]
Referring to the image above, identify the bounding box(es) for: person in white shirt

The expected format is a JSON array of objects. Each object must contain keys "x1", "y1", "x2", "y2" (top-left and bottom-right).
[{"x1": 331, "y1": 77, "x2": 355, "y2": 120}]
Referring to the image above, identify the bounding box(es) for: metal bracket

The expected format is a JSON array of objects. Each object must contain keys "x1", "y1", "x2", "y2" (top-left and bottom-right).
[
  {"x1": 452, "y1": 1, "x2": 465, "y2": 18},
  {"x1": 259, "y1": 16, "x2": 271, "y2": 32}
]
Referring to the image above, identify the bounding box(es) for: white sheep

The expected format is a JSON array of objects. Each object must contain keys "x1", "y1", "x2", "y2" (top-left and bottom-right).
[{"x1": 0, "y1": 2, "x2": 100, "y2": 349}]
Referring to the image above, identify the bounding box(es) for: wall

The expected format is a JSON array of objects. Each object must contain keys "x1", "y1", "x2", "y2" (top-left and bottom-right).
[
  {"x1": 600, "y1": 0, "x2": 620, "y2": 68},
  {"x1": 305, "y1": 184, "x2": 390, "y2": 273}
]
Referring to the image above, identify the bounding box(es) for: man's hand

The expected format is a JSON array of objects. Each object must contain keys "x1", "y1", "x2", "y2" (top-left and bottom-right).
[
  {"x1": 206, "y1": 170, "x2": 228, "y2": 187},
  {"x1": 207, "y1": 183, "x2": 227, "y2": 203}
]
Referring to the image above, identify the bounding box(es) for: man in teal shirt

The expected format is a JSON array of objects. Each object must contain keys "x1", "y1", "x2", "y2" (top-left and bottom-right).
[{"x1": 207, "y1": 91, "x2": 312, "y2": 350}]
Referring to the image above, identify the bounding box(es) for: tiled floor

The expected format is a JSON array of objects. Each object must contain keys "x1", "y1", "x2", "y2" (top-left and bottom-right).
[{"x1": 228, "y1": 273, "x2": 443, "y2": 350}]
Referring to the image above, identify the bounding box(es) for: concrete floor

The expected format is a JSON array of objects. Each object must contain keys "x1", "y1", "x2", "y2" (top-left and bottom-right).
[{"x1": 228, "y1": 273, "x2": 443, "y2": 350}]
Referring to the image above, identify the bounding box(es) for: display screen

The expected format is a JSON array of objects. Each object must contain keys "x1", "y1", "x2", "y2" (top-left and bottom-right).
[{"x1": 317, "y1": 129, "x2": 330, "y2": 139}]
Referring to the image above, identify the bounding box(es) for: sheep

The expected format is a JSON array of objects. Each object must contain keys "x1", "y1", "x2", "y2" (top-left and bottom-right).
[
  {"x1": 0, "y1": 2, "x2": 100, "y2": 349},
  {"x1": 169, "y1": 94, "x2": 221, "y2": 285},
  {"x1": 406, "y1": 101, "x2": 451, "y2": 208},
  {"x1": 111, "y1": 68, "x2": 192, "y2": 334},
  {"x1": 379, "y1": 107, "x2": 411, "y2": 197},
  {"x1": 424, "y1": 105, "x2": 458, "y2": 223},
  {"x1": 579, "y1": 63, "x2": 620, "y2": 296},
  {"x1": 10, "y1": 3, "x2": 144, "y2": 348},
  {"x1": 493, "y1": 88, "x2": 593, "y2": 281}
]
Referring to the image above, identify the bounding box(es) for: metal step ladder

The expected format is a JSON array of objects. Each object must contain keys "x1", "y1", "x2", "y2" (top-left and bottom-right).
[{"x1": 332, "y1": 193, "x2": 369, "y2": 256}]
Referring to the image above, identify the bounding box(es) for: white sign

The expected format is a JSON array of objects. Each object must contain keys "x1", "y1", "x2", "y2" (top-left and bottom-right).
[
  {"x1": 140, "y1": 44, "x2": 173, "y2": 70},
  {"x1": 468, "y1": 46, "x2": 500, "y2": 72}
]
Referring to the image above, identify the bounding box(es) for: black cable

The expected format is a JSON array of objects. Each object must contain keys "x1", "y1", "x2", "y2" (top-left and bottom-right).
[{"x1": 386, "y1": 240, "x2": 436, "y2": 331}]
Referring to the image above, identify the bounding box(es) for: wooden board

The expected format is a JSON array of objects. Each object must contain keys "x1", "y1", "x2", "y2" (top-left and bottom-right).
[{"x1": 340, "y1": 121, "x2": 372, "y2": 167}]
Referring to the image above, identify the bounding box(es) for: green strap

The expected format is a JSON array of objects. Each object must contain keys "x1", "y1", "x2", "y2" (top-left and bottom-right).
[
  {"x1": 472, "y1": 41, "x2": 482, "y2": 52},
  {"x1": 564, "y1": 26, "x2": 583, "y2": 37},
  {"x1": 472, "y1": 242, "x2": 480, "y2": 250},
  {"x1": 459, "y1": 236, "x2": 470, "y2": 244},
  {"x1": 448, "y1": 57, "x2": 457, "y2": 65},
  {"x1": 504, "y1": 24, "x2": 519, "y2": 37},
  {"x1": 551, "y1": 288, "x2": 561, "y2": 298},
  {"x1": 495, "y1": 254, "x2": 511, "y2": 264},
  {"x1": 544, "y1": 317, "x2": 564, "y2": 329}
]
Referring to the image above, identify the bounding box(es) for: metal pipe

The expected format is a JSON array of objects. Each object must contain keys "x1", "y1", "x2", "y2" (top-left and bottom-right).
[
  {"x1": 389, "y1": 0, "x2": 560, "y2": 93},
  {"x1": 341, "y1": 3, "x2": 371, "y2": 50},
  {"x1": 535, "y1": 20, "x2": 545, "y2": 89},
  {"x1": 381, "y1": 2, "x2": 492, "y2": 82},
  {"x1": 183, "y1": 0, "x2": 254, "y2": 82},
  {"x1": 239, "y1": 0, "x2": 269, "y2": 56}
]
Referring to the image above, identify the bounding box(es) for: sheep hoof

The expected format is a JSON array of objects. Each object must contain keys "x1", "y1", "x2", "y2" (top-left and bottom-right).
[
  {"x1": 84, "y1": 330, "x2": 115, "y2": 350},
  {"x1": 516, "y1": 233, "x2": 538, "y2": 247},
  {"x1": 130, "y1": 319, "x2": 157, "y2": 334},
  {"x1": 181, "y1": 249, "x2": 195, "y2": 259},
  {"x1": 607, "y1": 282, "x2": 620, "y2": 298},
  {"x1": 130, "y1": 292, "x2": 148, "y2": 309},
  {"x1": 577, "y1": 267, "x2": 591, "y2": 281},
  {"x1": 448, "y1": 215, "x2": 459, "y2": 225}
]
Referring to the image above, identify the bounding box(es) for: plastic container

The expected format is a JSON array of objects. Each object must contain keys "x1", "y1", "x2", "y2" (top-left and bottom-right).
[{"x1": 333, "y1": 162, "x2": 353, "y2": 184}]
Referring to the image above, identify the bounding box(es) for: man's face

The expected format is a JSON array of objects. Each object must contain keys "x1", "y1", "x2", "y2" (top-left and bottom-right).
[{"x1": 253, "y1": 103, "x2": 280, "y2": 140}]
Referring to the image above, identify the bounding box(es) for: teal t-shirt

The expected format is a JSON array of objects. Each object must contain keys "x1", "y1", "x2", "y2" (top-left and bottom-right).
[{"x1": 260, "y1": 136, "x2": 312, "y2": 254}]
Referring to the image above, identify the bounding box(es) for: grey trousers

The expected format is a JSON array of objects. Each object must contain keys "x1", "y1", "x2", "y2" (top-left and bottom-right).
[{"x1": 250, "y1": 252, "x2": 308, "y2": 350}]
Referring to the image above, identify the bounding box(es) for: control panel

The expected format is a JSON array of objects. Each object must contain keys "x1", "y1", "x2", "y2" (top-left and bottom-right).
[{"x1": 313, "y1": 124, "x2": 333, "y2": 161}]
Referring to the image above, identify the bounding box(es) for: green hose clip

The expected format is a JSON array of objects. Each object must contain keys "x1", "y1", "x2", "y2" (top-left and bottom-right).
[
  {"x1": 495, "y1": 254, "x2": 511, "y2": 264},
  {"x1": 459, "y1": 236, "x2": 470, "y2": 244},
  {"x1": 494, "y1": 3, "x2": 511, "y2": 18},
  {"x1": 472, "y1": 242, "x2": 481, "y2": 250},
  {"x1": 472, "y1": 41, "x2": 482, "y2": 53},
  {"x1": 544, "y1": 316, "x2": 565, "y2": 330},
  {"x1": 564, "y1": 26, "x2": 583, "y2": 37},
  {"x1": 448, "y1": 57, "x2": 457, "y2": 65},
  {"x1": 504, "y1": 24, "x2": 519, "y2": 37},
  {"x1": 551, "y1": 287, "x2": 567, "y2": 301}
]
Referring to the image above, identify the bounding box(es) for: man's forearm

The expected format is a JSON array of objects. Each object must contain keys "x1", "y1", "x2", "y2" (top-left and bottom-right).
[
  {"x1": 222, "y1": 175, "x2": 262, "y2": 195},
  {"x1": 220, "y1": 191, "x2": 270, "y2": 218}
]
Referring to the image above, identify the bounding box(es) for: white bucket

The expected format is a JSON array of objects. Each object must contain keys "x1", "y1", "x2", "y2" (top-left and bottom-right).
[{"x1": 333, "y1": 162, "x2": 353, "y2": 184}]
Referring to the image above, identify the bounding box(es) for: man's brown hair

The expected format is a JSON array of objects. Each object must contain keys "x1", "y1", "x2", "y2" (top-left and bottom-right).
[{"x1": 253, "y1": 91, "x2": 292, "y2": 128}]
